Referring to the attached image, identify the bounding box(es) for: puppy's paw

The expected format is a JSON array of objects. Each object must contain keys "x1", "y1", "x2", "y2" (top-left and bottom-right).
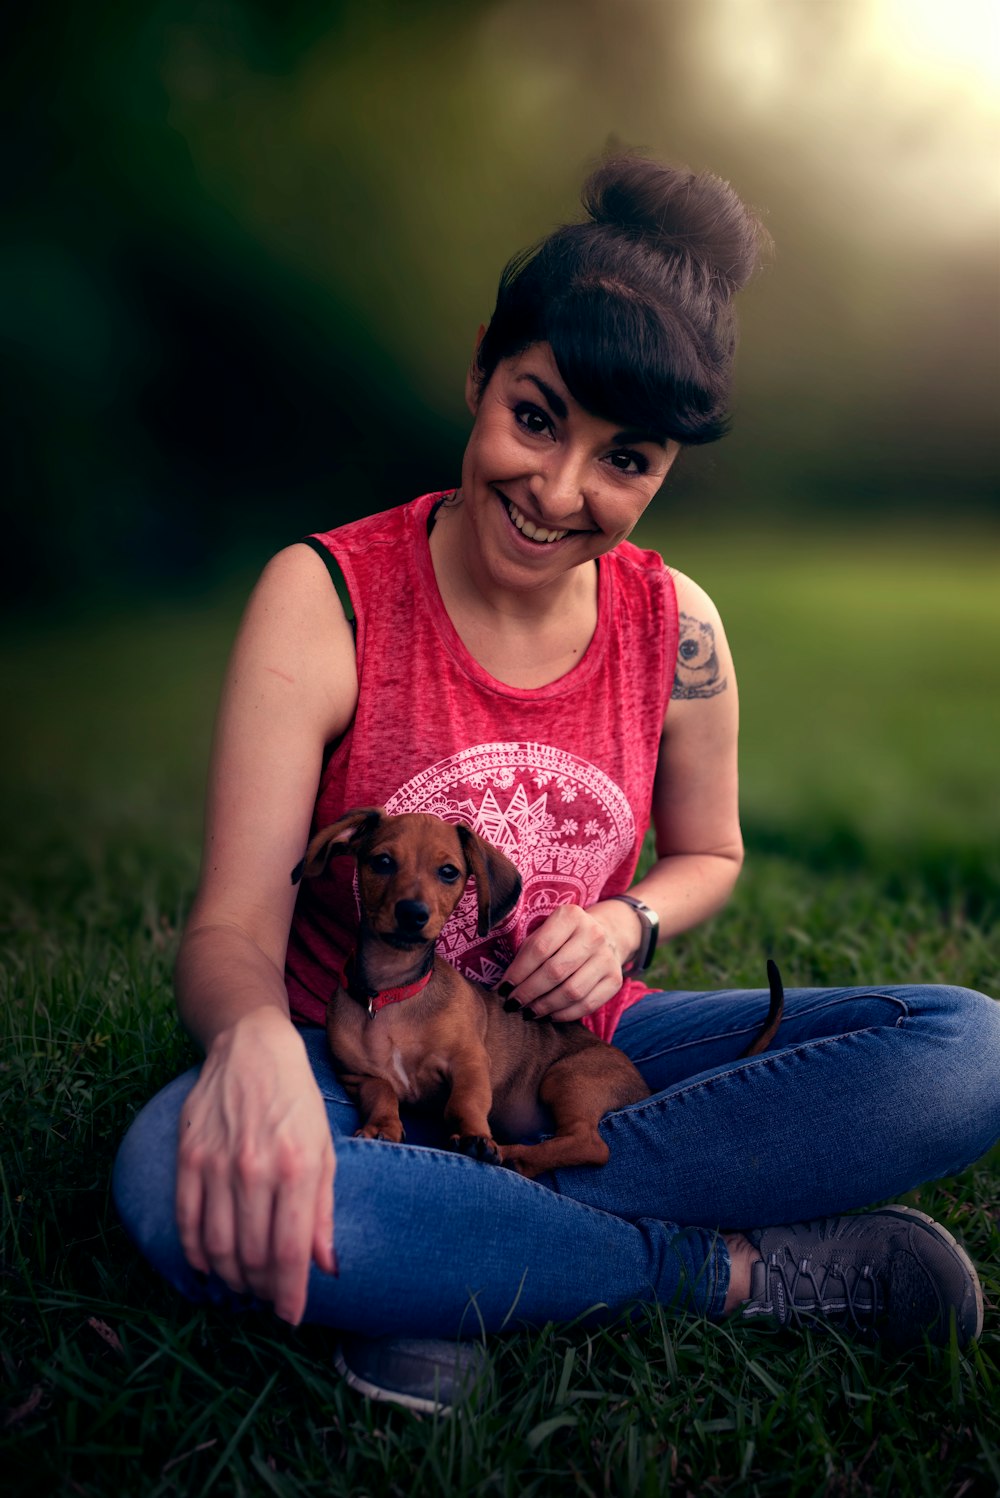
[
  {"x1": 355, "y1": 1123, "x2": 405, "y2": 1143},
  {"x1": 451, "y1": 1133, "x2": 502, "y2": 1165},
  {"x1": 497, "y1": 1145, "x2": 545, "y2": 1179}
]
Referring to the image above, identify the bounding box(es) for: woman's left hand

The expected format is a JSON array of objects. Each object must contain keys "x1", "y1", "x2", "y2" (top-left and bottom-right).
[{"x1": 497, "y1": 900, "x2": 642, "y2": 1022}]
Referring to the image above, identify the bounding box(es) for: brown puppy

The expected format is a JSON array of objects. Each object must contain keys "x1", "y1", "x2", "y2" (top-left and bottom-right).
[{"x1": 292, "y1": 808, "x2": 783, "y2": 1178}]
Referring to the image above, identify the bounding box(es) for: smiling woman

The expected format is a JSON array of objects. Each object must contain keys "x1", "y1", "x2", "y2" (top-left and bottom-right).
[
  {"x1": 113, "y1": 153, "x2": 999, "y2": 1415},
  {"x1": 430, "y1": 344, "x2": 679, "y2": 619}
]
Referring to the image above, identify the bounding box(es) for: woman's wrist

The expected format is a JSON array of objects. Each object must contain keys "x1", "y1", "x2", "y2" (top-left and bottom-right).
[
  {"x1": 216, "y1": 1004, "x2": 295, "y2": 1043},
  {"x1": 587, "y1": 898, "x2": 646, "y2": 971}
]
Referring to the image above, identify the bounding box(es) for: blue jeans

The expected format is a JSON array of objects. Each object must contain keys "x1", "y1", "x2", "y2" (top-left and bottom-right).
[{"x1": 113, "y1": 983, "x2": 1000, "y2": 1336}]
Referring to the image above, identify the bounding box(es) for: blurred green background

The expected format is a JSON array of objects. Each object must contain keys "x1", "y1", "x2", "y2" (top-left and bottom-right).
[
  {"x1": 3, "y1": 0, "x2": 998, "y2": 604},
  {"x1": 2, "y1": 0, "x2": 998, "y2": 905}
]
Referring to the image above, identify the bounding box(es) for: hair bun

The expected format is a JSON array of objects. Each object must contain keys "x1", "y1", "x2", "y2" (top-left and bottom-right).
[
  {"x1": 582, "y1": 156, "x2": 768, "y2": 296},
  {"x1": 475, "y1": 152, "x2": 767, "y2": 444}
]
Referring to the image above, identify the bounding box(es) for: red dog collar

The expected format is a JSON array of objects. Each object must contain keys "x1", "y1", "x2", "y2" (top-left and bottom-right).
[
  {"x1": 343, "y1": 954, "x2": 434, "y2": 1018},
  {"x1": 366, "y1": 970, "x2": 433, "y2": 1017}
]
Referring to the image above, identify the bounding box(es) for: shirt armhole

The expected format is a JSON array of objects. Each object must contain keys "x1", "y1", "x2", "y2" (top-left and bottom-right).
[{"x1": 298, "y1": 536, "x2": 356, "y2": 630}]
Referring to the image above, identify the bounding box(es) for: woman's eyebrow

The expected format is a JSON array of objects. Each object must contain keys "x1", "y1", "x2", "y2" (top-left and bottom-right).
[{"x1": 522, "y1": 374, "x2": 568, "y2": 419}]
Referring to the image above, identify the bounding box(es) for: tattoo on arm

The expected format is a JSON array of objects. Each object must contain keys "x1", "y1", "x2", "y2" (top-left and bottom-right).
[{"x1": 672, "y1": 612, "x2": 728, "y2": 699}]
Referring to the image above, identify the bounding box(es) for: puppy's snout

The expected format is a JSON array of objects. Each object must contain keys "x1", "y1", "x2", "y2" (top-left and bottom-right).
[{"x1": 395, "y1": 899, "x2": 430, "y2": 934}]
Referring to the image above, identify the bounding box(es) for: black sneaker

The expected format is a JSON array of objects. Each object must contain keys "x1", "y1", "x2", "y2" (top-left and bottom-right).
[
  {"x1": 741, "y1": 1206, "x2": 984, "y2": 1350},
  {"x1": 334, "y1": 1335, "x2": 488, "y2": 1415}
]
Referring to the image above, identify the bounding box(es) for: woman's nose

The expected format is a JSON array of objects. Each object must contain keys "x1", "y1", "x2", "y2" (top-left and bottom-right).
[{"x1": 529, "y1": 451, "x2": 590, "y2": 522}]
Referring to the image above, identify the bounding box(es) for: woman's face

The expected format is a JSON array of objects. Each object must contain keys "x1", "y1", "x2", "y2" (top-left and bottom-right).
[{"x1": 456, "y1": 343, "x2": 678, "y2": 592}]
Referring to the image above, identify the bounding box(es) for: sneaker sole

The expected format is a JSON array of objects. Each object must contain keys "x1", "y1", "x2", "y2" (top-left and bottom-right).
[
  {"x1": 333, "y1": 1344, "x2": 457, "y2": 1416},
  {"x1": 877, "y1": 1204, "x2": 984, "y2": 1347}
]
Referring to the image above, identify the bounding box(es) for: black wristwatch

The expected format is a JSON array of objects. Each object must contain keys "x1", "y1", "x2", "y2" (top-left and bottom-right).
[{"x1": 607, "y1": 894, "x2": 659, "y2": 974}]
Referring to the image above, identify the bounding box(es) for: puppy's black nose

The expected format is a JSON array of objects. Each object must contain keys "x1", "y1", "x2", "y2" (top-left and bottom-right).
[{"x1": 395, "y1": 900, "x2": 430, "y2": 933}]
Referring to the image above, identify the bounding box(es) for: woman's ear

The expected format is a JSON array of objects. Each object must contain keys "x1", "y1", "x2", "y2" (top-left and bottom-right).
[{"x1": 465, "y1": 324, "x2": 487, "y2": 415}]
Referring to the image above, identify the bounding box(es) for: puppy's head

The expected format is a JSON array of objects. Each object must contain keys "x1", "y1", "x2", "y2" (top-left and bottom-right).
[{"x1": 293, "y1": 808, "x2": 521, "y2": 945}]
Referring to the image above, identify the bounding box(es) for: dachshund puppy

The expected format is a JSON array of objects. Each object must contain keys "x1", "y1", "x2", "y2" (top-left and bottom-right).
[{"x1": 293, "y1": 808, "x2": 783, "y2": 1178}]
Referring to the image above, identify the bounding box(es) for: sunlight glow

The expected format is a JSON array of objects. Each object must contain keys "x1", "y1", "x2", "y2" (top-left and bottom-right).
[
  {"x1": 688, "y1": 0, "x2": 1000, "y2": 242},
  {"x1": 879, "y1": 0, "x2": 1000, "y2": 102}
]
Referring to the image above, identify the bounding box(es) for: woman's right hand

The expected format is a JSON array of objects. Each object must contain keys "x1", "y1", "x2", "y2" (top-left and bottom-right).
[{"x1": 175, "y1": 1008, "x2": 337, "y2": 1326}]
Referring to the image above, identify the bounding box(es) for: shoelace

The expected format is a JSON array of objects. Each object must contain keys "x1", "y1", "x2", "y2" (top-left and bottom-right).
[{"x1": 767, "y1": 1253, "x2": 882, "y2": 1333}]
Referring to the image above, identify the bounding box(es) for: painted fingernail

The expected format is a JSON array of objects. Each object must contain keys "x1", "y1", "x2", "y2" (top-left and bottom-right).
[
  {"x1": 497, "y1": 982, "x2": 513, "y2": 998},
  {"x1": 521, "y1": 1007, "x2": 536, "y2": 1022},
  {"x1": 503, "y1": 998, "x2": 521, "y2": 1013}
]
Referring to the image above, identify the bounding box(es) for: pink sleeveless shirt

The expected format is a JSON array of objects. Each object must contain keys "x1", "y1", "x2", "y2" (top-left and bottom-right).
[{"x1": 285, "y1": 492, "x2": 679, "y2": 1043}]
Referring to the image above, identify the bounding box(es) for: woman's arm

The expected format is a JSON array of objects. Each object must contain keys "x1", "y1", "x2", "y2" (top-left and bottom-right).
[
  {"x1": 613, "y1": 568, "x2": 744, "y2": 937},
  {"x1": 173, "y1": 543, "x2": 358, "y2": 1324},
  {"x1": 500, "y1": 570, "x2": 742, "y2": 1020}
]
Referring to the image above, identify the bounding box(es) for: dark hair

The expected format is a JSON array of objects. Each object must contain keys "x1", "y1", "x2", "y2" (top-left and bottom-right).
[{"x1": 474, "y1": 156, "x2": 769, "y2": 444}]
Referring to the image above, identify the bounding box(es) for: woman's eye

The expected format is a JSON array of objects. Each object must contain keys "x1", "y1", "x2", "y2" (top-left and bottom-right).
[
  {"x1": 369, "y1": 853, "x2": 396, "y2": 875},
  {"x1": 514, "y1": 403, "x2": 552, "y2": 436},
  {"x1": 607, "y1": 449, "x2": 646, "y2": 474},
  {"x1": 438, "y1": 865, "x2": 461, "y2": 883}
]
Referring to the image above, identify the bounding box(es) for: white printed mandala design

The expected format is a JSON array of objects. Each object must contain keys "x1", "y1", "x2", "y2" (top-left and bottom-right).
[{"x1": 384, "y1": 742, "x2": 635, "y2": 986}]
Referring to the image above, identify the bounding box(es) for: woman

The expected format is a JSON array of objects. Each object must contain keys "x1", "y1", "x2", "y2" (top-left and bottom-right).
[{"x1": 114, "y1": 158, "x2": 999, "y2": 1411}]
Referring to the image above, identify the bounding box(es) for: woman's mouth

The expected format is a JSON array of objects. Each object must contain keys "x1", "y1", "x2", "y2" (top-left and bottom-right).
[{"x1": 503, "y1": 497, "x2": 569, "y2": 544}]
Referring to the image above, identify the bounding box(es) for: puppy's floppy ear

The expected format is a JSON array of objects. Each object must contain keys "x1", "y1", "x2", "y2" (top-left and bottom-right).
[
  {"x1": 456, "y1": 823, "x2": 522, "y2": 937},
  {"x1": 292, "y1": 807, "x2": 384, "y2": 883}
]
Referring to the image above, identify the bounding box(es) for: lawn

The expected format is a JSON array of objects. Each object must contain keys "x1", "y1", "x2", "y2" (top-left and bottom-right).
[{"x1": 2, "y1": 524, "x2": 998, "y2": 1496}]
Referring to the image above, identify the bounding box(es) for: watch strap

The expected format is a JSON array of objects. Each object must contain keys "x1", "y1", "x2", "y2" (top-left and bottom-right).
[{"x1": 607, "y1": 894, "x2": 659, "y2": 974}]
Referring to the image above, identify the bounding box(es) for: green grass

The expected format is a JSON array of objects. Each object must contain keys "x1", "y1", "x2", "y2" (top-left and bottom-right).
[{"x1": 2, "y1": 527, "x2": 999, "y2": 1496}]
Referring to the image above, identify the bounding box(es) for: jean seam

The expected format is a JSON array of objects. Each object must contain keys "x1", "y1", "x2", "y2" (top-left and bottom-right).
[
  {"x1": 625, "y1": 993, "x2": 912, "y2": 1066},
  {"x1": 604, "y1": 1025, "x2": 900, "y2": 1126}
]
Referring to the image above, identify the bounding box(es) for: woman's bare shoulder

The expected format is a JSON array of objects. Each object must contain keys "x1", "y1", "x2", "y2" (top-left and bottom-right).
[
  {"x1": 665, "y1": 566, "x2": 723, "y2": 624},
  {"x1": 233, "y1": 543, "x2": 359, "y2": 743},
  {"x1": 664, "y1": 566, "x2": 734, "y2": 705}
]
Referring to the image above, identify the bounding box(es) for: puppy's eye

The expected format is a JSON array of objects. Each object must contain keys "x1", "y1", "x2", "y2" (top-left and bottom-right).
[
  {"x1": 438, "y1": 865, "x2": 461, "y2": 884},
  {"x1": 369, "y1": 853, "x2": 396, "y2": 876}
]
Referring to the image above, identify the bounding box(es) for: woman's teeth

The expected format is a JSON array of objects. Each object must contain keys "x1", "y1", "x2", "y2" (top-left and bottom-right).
[{"x1": 505, "y1": 499, "x2": 568, "y2": 544}]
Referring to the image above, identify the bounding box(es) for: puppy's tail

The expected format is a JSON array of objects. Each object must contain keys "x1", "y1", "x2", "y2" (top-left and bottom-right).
[{"x1": 741, "y1": 959, "x2": 784, "y2": 1057}]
